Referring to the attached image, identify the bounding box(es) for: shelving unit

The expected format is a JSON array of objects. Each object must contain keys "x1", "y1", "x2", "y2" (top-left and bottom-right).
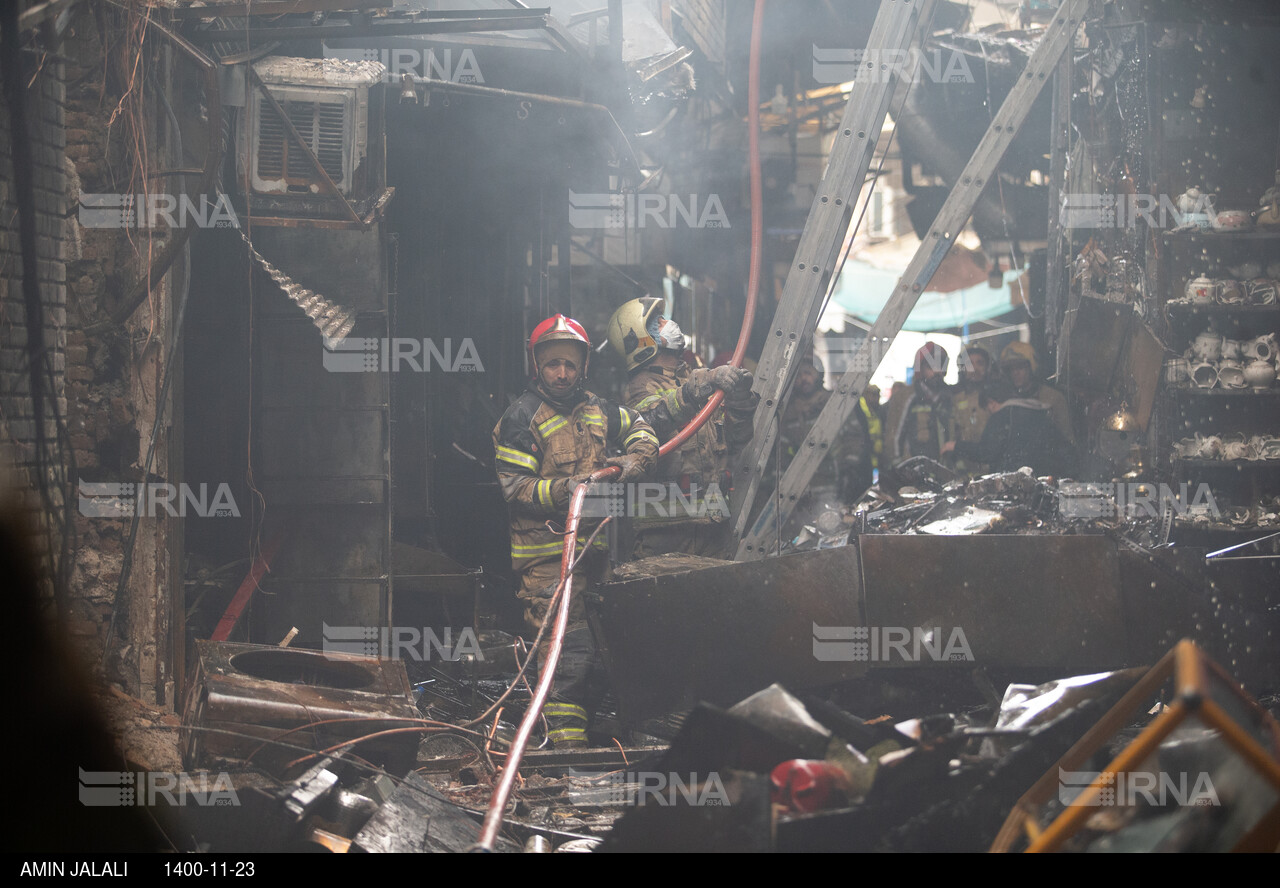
[{"x1": 1142, "y1": 12, "x2": 1280, "y2": 541}]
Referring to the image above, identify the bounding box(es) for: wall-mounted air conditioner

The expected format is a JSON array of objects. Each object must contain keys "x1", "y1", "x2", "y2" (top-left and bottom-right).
[{"x1": 237, "y1": 56, "x2": 387, "y2": 221}]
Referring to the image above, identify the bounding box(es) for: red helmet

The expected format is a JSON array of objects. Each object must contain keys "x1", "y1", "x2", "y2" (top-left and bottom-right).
[{"x1": 529, "y1": 314, "x2": 591, "y2": 377}]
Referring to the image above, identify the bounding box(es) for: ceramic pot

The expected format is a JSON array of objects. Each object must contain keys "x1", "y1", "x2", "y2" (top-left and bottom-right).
[
  {"x1": 1212, "y1": 209, "x2": 1253, "y2": 231},
  {"x1": 1191, "y1": 362, "x2": 1218, "y2": 388},
  {"x1": 1192, "y1": 330, "x2": 1223, "y2": 362},
  {"x1": 1197, "y1": 436, "x2": 1223, "y2": 459},
  {"x1": 1248, "y1": 279, "x2": 1278, "y2": 305},
  {"x1": 1244, "y1": 335, "x2": 1277, "y2": 362},
  {"x1": 1244, "y1": 359, "x2": 1276, "y2": 390},
  {"x1": 1186, "y1": 276, "x2": 1217, "y2": 303},
  {"x1": 1164, "y1": 358, "x2": 1191, "y2": 385},
  {"x1": 1217, "y1": 280, "x2": 1245, "y2": 304},
  {"x1": 1218, "y1": 360, "x2": 1246, "y2": 389}
]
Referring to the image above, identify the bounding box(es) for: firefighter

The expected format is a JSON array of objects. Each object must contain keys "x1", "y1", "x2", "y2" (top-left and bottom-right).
[
  {"x1": 941, "y1": 378, "x2": 1079, "y2": 477},
  {"x1": 605, "y1": 297, "x2": 758, "y2": 558},
  {"x1": 492, "y1": 314, "x2": 658, "y2": 748},
  {"x1": 998, "y1": 340, "x2": 1073, "y2": 446},
  {"x1": 893, "y1": 342, "x2": 953, "y2": 464},
  {"x1": 948, "y1": 346, "x2": 992, "y2": 475},
  {"x1": 776, "y1": 354, "x2": 872, "y2": 509},
  {"x1": 859, "y1": 384, "x2": 883, "y2": 481}
]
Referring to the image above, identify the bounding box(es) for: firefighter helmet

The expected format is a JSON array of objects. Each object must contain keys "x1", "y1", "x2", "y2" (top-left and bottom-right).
[
  {"x1": 607, "y1": 297, "x2": 672, "y2": 372},
  {"x1": 913, "y1": 341, "x2": 949, "y2": 376},
  {"x1": 529, "y1": 314, "x2": 591, "y2": 378},
  {"x1": 999, "y1": 340, "x2": 1038, "y2": 375}
]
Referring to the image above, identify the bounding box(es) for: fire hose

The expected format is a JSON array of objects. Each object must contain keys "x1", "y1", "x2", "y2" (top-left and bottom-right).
[{"x1": 473, "y1": 0, "x2": 766, "y2": 851}]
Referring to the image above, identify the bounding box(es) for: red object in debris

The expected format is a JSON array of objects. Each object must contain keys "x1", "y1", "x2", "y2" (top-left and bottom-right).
[
  {"x1": 770, "y1": 759, "x2": 845, "y2": 813},
  {"x1": 210, "y1": 533, "x2": 285, "y2": 642}
]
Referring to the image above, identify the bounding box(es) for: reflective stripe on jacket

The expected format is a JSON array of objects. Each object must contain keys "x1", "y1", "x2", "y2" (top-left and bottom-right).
[{"x1": 493, "y1": 388, "x2": 657, "y2": 570}]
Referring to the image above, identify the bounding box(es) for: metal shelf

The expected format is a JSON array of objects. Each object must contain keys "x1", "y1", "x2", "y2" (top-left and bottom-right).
[
  {"x1": 1171, "y1": 458, "x2": 1280, "y2": 469},
  {"x1": 1170, "y1": 387, "x2": 1280, "y2": 397}
]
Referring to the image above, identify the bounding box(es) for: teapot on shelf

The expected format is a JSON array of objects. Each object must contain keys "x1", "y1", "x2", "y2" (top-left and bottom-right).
[
  {"x1": 1177, "y1": 186, "x2": 1215, "y2": 216},
  {"x1": 1258, "y1": 171, "x2": 1280, "y2": 228}
]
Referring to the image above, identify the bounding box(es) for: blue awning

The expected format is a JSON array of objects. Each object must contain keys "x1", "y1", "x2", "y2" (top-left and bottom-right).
[{"x1": 831, "y1": 258, "x2": 1028, "y2": 332}]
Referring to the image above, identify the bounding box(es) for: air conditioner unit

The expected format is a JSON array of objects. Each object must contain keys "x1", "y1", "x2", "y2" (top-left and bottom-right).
[{"x1": 237, "y1": 56, "x2": 387, "y2": 221}]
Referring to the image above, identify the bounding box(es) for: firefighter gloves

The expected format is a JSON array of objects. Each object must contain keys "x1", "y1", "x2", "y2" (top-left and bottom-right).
[{"x1": 605, "y1": 453, "x2": 647, "y2": 482}]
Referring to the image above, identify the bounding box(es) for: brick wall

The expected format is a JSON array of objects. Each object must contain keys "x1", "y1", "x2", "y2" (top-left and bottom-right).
[
  {"x1": 0, "y1": 46, "x2": 69, "y2": 573},
  {"x1": 3, "y1": 8, "x2": 178, "y2": 706}
]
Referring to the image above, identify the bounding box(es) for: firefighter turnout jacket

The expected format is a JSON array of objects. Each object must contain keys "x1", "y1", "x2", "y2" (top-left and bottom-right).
[
  {"x1": 624, "y1": 361, "x2": 754, "y2": 528},
  {"x1": 493, "y1": 387, "x2": 659, "y2": 573}
]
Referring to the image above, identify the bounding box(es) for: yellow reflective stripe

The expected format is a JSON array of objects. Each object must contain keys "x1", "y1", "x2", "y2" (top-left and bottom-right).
[
  {"x1": 618, "y1": 407, "x2": 633, "y2": 437},
  {"x1": 547, "y1": 727, "x2": 587, "y2": 742},
  {"x1": 536, "y1": 479, "x2": 554, "y2": 509},
  {"x1": 538, "y1": 415, "x2": 570, "y2": 437},
  {"x1": 635, "y1": 394, "x2": 662, "y2": 411},
  {"x1": 663, "y1": 389, "x2": 683, "y2": 416},
  {"x1": 512, "y1": 535, "x2": 608, "y2": 560},
  {"x1": 543, "y1": 702, "x2": 587, "y2": 719},
  {"x1": 625, "y1": 429, "x2": 658, "y2": 449},
  {"x1": 496, "y1": 445, "x2": 539, "y2": 472},
  {"x1": 583, "y1": 416, "x2": 605, "y2": 428},
  {"x1": 512, "y1": 540, "x2": 567, "y2": 556}
]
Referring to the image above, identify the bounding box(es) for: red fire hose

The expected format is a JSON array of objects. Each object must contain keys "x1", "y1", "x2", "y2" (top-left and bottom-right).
[{"x1": 475, "y1": 0, "x2": 766, "y2": 850}]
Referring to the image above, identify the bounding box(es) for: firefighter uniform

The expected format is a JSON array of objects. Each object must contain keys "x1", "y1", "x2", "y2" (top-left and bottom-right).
[
  {"x1": 948, "y1": 378, "x2": 989, "y2": 474},
  {"x1": 778, "y1": 383, "x2": 872, "y2": 503},
  {"x1": 894, "y1": 343, "x2": 953, "y2": 464},
  {"x1": 493, "y1": 391, "x2": 656, "y2": 745},
  {"x1": 493, "y1": 314, "x2": 658, "y2": 748},
  {"x1": 625, "y1": 361, "x2": 753, "y2": 558}
]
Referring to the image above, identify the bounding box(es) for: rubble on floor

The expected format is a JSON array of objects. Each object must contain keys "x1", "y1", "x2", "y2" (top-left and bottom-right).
[{"x1": 151, "y1": 638, "x2": 1279, "y2": 852}]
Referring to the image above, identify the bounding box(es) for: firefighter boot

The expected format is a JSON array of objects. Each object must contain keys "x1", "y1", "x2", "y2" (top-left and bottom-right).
[{"x1": 543, "y1": 701, "x2": 589, "y2": 749}]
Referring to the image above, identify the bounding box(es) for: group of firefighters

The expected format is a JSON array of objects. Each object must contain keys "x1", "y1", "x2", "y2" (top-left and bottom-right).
[{"x1": 492, "y1": 302, "x2": 1076, "y2": 747}]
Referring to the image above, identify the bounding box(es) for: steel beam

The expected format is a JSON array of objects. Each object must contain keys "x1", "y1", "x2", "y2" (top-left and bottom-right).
[
  {"x1": 726, "y1": 0, "x2": 924, "y2": 548},
  {"x1": 735, "y1": 0, "x2": 1092, "y2": 559}
]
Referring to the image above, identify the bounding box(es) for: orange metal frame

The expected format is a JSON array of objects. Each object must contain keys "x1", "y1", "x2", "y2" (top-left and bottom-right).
[{"x1": 990, "y1": 640, "x2": 1280, "y2": 853}]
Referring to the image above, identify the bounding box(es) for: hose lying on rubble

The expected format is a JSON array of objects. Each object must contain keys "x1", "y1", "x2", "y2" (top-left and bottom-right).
[{"x1": 473, "y1": 0, "x2": 767, "y2": 852}]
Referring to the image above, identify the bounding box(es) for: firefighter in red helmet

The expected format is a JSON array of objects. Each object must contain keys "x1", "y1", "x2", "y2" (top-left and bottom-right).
[
  {"x1": 892, "y1": 341, "x2": 954, "y2": 464},
  {"x1": 492, "y1": 314, "x2": 658, "y2": 748}
]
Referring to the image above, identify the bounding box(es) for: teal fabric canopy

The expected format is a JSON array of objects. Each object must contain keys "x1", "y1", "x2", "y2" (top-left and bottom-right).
[{"x1": 830, "y1": 258, "x2": 1026, "y2": 332}]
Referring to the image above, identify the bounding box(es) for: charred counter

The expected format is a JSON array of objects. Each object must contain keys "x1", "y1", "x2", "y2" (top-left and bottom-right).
[{"x1": 592, "y1": 536, "x2": 1277, "y2": 725}]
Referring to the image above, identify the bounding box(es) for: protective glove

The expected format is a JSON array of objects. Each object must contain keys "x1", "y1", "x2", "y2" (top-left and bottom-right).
[
  {"x1": 711, "y1": 365, "x2": 751, "y2": 394},
  {"x1": 681, "y1": 368, "x2": 716, "y2": 403},
  {"x1": 605, "y1": 453, "x2": 647, "y2": 482},
  {"x1": 552, "y1": 473, "x2": 596, "y2": 507},
  {"x1": 726, "y1": 386, "x2": 760, "y2": 411}
]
